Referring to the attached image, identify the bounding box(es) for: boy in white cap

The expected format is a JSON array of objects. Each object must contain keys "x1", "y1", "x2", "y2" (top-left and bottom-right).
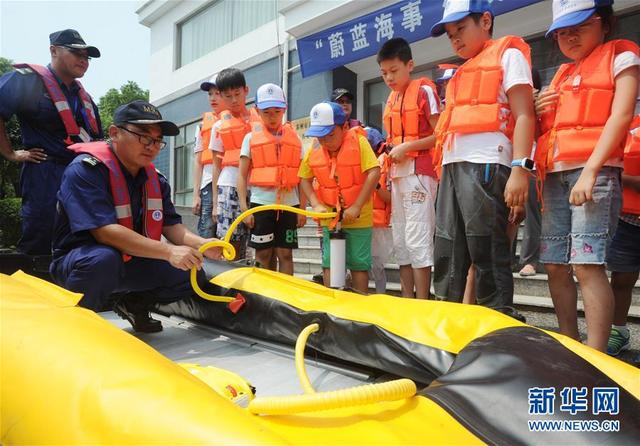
[
  {"x1": 192, "y1": 74, "x2": 223, "y2": 238},
  {"x1": 237, "y1": 83, "x2": 306, "y2": 274},
  {"x1": 298, "y1": 102, "x2": 380, "y2": 293},
  {"x1": 430, "y1": 0, "x2": 535, "y2": 316}
]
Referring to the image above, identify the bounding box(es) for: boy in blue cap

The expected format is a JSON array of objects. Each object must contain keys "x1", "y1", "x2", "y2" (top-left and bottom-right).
[
  {"x1": 298, "y1": 102, "x2": 380, "y2": 293},
  {"x1": 430, "y1": 0, "x2": 535, "y2": 315}
]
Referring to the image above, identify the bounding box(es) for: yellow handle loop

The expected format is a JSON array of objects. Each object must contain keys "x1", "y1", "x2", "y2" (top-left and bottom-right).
[
  {"x1": 295, "y1": 323, "x2": 320, "y2": 394},
  {"x1": 248, "y1": 323, "x2": 417, "y2": 415},
  {"x1": 190, "y1": 205, "x2": 336, "y2": 302},
  {"x1": 189, "y1": 240, "x2": 236, "y2": 303}
]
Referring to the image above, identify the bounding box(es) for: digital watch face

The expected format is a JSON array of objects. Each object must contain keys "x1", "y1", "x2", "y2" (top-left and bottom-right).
[{"x1": 524, "y1": 158, "x2": 535, "y2": 170}]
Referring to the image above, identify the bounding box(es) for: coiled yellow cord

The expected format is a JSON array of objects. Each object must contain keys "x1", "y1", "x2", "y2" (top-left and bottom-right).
[
  {"x1": 247, "y1": 323, "x2": 417, "y2": 415},
  {"x1": 222, "y1": 204, "x2": 337, "y2": 245},
  {"x1": 295, "y1": 323, "x2": 320, "y2": 394},
  {"x1": 191, "y1": 205, "x2": 335, "y2": 302}
]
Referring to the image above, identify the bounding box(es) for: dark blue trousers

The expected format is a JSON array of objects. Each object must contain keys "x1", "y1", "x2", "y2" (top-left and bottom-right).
[
  {"x1": 50, "y1": 244, "x2": 195, "y2": 311},
  {"x1": 18, "y1": 161, "x2": 66, "y2": 255}
]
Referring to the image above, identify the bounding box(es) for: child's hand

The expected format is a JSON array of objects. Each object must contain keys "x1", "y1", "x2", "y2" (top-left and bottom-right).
[
  {"x1": 569, "y1": 170, "x2": 597, "y2": 206},
  {"x1": 312, "y1": 203, "x2": 330, "y2": 214},
  {"x1": 296, "y1": 213, "x2": 307, "y2": 228},
  {"x1": 192, "y1": 194, "x2": 201, "y2": 215},
  {"x1": 509, "y1": 205, "x2": 526, "y2": 225},
  {"x1": 342, "y1": 205, "x2": 361, "y2": 224},
  {"x1": 534, "y1": 88, "x2": 559, "y2": 117},
  {"x1": 202, "y1": 239, "x2": 223, "y2": 260},
  {"x1": 243, "y1": 214, "x2": 255, "y2": 229},
  {"x1": 388, "y1": 143, "x2": 410, "y2": 163},
  {"x1": 504, "y1": 168, "x2": 529, "y2": 207}
]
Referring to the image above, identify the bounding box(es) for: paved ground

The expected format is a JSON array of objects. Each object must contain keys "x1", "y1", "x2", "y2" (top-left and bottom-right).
[{"x1": 518, "y1": 308, "x2": 640, "y2": 367}]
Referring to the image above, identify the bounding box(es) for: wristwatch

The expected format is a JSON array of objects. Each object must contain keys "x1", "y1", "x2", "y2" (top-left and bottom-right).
[{"x1": 511, "y1": 158, "x2": 535, "y2": 171}]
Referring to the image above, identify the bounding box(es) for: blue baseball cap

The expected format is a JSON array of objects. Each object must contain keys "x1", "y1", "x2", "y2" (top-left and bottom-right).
[
  {"x1": 200, "y1": 74, "x2": 217, "y2": 91},
  {"x1": 546, "y1": 0, "x2": 613, "y2": 38},
  {"x1": 430, "y1": 0, "x2": 493, "y2": 37},
  {"x1": 436, "y1": 68, "x2": 457, "y2": 84},
  {"x1": 305, "y1": 102, "x2": 347, "y2": 138},
  {"x1": 364, "y1": 127, "x2": 385, "y2": 151}
]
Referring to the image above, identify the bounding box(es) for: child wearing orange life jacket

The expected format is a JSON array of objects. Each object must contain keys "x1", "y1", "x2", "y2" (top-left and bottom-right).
[
  {"x1": 606, "y1": 110, "x2": 640, "y2": 358},
  {"x1": 377, "y1": 37, "x2": 441, "y2": 300},
  {"x1": 430, "y1": 0, "x2": 535, "y2": 314},
  {"x1": 209, "y1": 68, "x2": 258, "y2": 259},
  {"x1": 298, "y1": 102, "x2": 381, "y2": 294},
  {"x1": 366, "y1": 127, "x2": 392, "y2": 294},
  {"x1": 237, "y1": 84, "x2": 305, "y2": 275},
  {"x1": 534, "y1": 0, "x2": 639, "y2": 353},
  {"x1": 193, "y1": 74, "x2": 223, "y2": 239}
]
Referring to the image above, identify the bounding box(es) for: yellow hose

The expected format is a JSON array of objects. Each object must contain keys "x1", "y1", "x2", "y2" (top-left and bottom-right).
[
  {"x1": 222, "y1": 205, "x2": 337, "y2": 245},
  {"x1": 295, "y1": 323, "x2": 320, "y2": 394},
  {"x1": 248, "y1": 379, "x2": 417, "y2": 415},
  {"x1": 191, "y1": 205, "x2": 335, "y2": 302},
  {"x1": 248, "y1": 323, "x2": 417, "y2": 415},
  {"x1": 190, "y1": 240, "x2": 237, "y2": 303}
]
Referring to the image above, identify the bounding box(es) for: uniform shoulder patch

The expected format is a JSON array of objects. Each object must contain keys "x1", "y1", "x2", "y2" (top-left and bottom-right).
[
  {"x1": 82, "y1": 156, "x2": 102, "y2": 167},
  {"x1": 14, "y1": 67, "x2": 34, "y2": 75}
]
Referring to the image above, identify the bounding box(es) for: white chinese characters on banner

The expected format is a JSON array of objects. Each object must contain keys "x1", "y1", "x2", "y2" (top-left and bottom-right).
[
  {"x1": 374, "y1": 12, "x2": 394, "y2": 42},
  {"x1": 328, "y1": 32, "x2": 345, "y2": 59},
  {"x1": 401, "y1": 0, "x2": 423, "y2": 32},
  {"x1": 350, "y1": 22, "x2": 369, "y2": 51}
]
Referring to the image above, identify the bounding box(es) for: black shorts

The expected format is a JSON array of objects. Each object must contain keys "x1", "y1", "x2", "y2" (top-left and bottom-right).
[{"x1": 248, "y1": 203, "x2": 299, "y2": 250}]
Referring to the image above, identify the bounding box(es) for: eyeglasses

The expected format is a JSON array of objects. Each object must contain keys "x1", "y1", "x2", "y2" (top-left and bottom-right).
[
  {"x1": 57, "y1": 46, "x2": 92, "y2": 61},
  {"x1": 118, "y1": 126, "x2": 167, "y2": 149},
  {"x1": 553, "y1": 16, "x2": 602, "y2": 40}
]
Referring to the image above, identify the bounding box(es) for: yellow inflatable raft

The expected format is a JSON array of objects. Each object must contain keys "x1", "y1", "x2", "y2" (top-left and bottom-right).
[{"x1": 2, "y1": 266, "x2": 639, "y2": 445}]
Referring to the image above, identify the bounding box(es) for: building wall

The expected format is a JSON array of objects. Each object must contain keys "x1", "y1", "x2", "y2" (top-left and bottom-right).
[{"x1": 139, "y1": 0, "x2": 640, "y2": 202}]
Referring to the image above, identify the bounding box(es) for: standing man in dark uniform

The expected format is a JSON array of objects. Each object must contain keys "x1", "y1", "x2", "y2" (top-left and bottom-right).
[
  {"x1": 50, "y1": 101, "x2": 221, "y2": 333},
  {"x1": 0, "y1": 29, "x2": 103, "y2": 255}
]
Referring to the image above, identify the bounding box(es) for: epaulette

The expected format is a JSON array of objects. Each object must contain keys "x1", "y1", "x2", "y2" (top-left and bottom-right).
[
  {"x1": 82, "y1": 156, "x2": 102, "y2": 167},
  {"x1": 14, "y1": 67, "x2": 34, "y2": 75}
]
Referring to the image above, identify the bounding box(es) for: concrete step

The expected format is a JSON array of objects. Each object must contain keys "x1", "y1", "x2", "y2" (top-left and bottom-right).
[{"x1": 293, "y1": 274, "x2": 640, "y2": 319}]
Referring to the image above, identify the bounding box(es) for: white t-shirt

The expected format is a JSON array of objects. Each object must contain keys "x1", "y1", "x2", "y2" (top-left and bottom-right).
[
  {"x1": 442, "y1": 48, "x2": 533, "y2": 167},
  {"x1": 550, "y1": 51, "x2": 640, "y2": 173},
  {"x1": 390, "y1": 85, "x2": 441, "y2": 179},
  {"x1": 193, "y1": 125, "x2": 213, "y2": 190}
]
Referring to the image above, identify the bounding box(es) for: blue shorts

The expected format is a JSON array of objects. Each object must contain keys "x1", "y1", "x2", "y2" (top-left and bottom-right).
[
  {"x1": 197, "y1": 182, "x2": 216, "y2": 238},
  {"x1": 606, "y1": 219, "x2": 640, "y2": 273},
  {"x1": 540, "y1": 167, "x2": 622, "y2": 265}
]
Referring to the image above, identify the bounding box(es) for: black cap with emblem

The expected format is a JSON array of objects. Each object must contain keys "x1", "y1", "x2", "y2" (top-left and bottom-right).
[
  {"x1": 113, "y1": 100, "x2": 179, "y2": 136},
  {"x1": 49, "y1": 29, "x2": 100, "y2": 58}
]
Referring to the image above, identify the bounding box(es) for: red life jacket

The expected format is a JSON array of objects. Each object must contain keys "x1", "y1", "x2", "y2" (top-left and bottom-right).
[
  {"x1": 68, "y1": 142, "x2": 164, "y2": 261},
  {"x1": 373, "y1": 153, "x2": 391, "y2": 228},
  {"x1": 199, "y1": 112, "x2": 219, "y2": 165},
  {"x1": 248, "y1": 121, "x2": 301, "y2": 189},
  {"x1": 13, "y1": 63, "x2": 100, "y2": 145},
  {"x1": 218, "y1": 108, "x2": 259, "y2": 167},
  {"x1": 307, "y1": 127, "x2": 367, "y2": 209},
  {"x1": 535, "y1": 39, "x2": 639, "y2": 177}
]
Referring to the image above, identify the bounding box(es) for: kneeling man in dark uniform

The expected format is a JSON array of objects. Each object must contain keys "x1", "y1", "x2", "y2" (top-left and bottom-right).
[{"x1": 50, "y1": 100, "x2": 220, "y2": 332}]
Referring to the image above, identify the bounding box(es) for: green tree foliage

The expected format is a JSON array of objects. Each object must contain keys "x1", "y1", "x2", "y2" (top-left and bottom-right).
[
  {"x1": 0, "y1": 57, "x2": 22, "y2": 199},
  {"x1": 98, "y1": 81, "x2": 149, "y2": 133}
]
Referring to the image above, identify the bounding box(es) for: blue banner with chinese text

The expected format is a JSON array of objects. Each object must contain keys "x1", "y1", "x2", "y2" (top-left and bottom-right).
[{"x1": 297, "y1": 0, "x2": 544, "y2": 78}]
